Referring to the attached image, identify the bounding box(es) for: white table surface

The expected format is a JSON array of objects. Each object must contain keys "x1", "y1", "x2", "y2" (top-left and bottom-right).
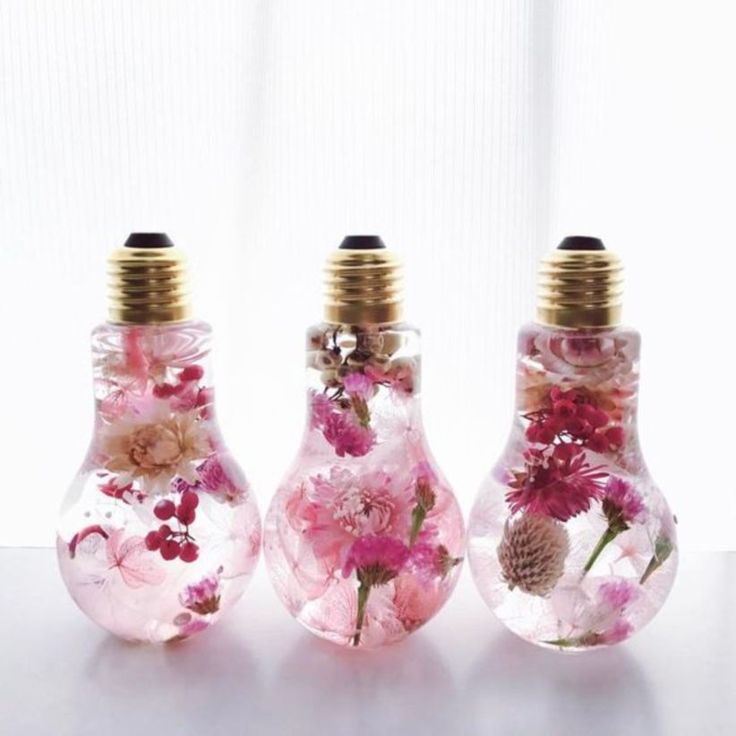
[{"x1": 0, "y1": 548, "x2": 733, "y2": 736}]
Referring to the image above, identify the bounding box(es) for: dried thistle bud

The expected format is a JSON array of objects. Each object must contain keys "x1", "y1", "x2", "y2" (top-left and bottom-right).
[
  {"x1": 497, "y1": 513, "x2": 569, "y2": 596},
  {"x1": 415, "y1": 478, "x2": 436, "y2": 512}
]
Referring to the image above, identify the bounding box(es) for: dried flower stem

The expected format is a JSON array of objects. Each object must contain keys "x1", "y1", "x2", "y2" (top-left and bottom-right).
[{"x1": 352, "y1": 582, "x2": 370, "y2": 647}]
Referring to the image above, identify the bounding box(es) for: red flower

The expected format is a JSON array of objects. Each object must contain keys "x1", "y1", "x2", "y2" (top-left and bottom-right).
[{"x1": 505, "y1": 444, "x2": 607, "y2": 521}]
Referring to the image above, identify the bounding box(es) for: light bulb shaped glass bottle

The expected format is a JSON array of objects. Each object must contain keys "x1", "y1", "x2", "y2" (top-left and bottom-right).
[
  {"x1": 468, "y1": 236, "x2": 678, "y2": 650},
  {"x1": 57, "y1": 233, "x2": 261, "y2": 642},
  {"x1": 264, "y1": 236, "x2": 465, "y2": 648}
]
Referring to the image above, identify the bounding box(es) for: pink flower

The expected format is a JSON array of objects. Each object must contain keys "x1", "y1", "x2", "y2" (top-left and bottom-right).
[
  {"x1": 322, "y1": 411, "x2": 376, "y2": 457},
  {"x1": 506, "y1": 444, "x2": 606, "y2": 521},
  {"x1": 364, "y1": 358, "x2": 416, "y2": 396},
  {"x1": 406, "y1": 531, "x2": 460, "y2": 586},
  {"x1": 105, "y1": 529, "x2": 166, "y2": 588},
  {"x1": 179, "y1": 574, "x2": 221, "y2": 615},
  {"x1": 597, "y1": 579, "x2": 640, "y2": 611},
  {"x1": 309, "y1": 390, "x2": 376, "y2": 457},
  {"x1": 534, "y1": 334, "x2": 618, "y2": 376},
  {"x1": 342, "y1": 372, "x2": 374, "y2": 401},
  {"x1": 599, "y1": 618, "x2": 634, "y2": 645},
  {"x1": 342, "y1": 534, "x2": 410, "y2": 583},
  {"x1": 310, "y1": 391, "x2": 334, "y2": 429},
  {"x1": 548, "y1": 578, "x2": 640, "y2": 648},
  {"x1": 196, "y1": 454, "x2": 247, "y2": 503},
  {"x1": 289, "y1": 468, "x2": 412, "y2": 570},
  {"x1": 393, "y1": 574, "x2": 447, "y2": 632},
  {"x1": 602, "y1": 477, "x2": 646, "y2": 528}
]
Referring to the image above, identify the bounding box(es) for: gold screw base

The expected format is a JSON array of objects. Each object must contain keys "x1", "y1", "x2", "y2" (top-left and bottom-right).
[
  {"x1": 537, "y1": 248, "x2": 623, "y2": 329},
  {"x1": 108, "y1": 241, "x2": 191, "y2": 325},
  {"x1": 324, "y1": 246, "x2": 403, "y2": 325}
]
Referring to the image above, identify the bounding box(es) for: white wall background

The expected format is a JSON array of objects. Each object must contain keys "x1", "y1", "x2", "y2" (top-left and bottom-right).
[{"x1": 0, "y1": 1, "x2": 733, "y2": 550}]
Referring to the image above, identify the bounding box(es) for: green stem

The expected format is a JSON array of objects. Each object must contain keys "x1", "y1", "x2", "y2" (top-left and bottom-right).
[
  {"x1": 639, "y1": 556, "x2": 659, "y2": 585},
  {"x1": 640, "y1": 535, "x2": 673, "y2": 585},
  {"x1": 582, "y1": 526, "x2": 618, "y2": 576},
  {"x1": 352, "y1": 582, "x2": 371, "y2": 647},
  {"x1": 543, "y1": 638, "x2": 575, "y2": 648},
  {"x1": 409, "y1": 505, "x2": 427, "y2": 546}
]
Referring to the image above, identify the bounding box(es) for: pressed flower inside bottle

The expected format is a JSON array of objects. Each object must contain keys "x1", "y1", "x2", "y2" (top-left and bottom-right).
[
  {"x1": 56, "y1": 234, "x2": 261, "y2": 643},
  {"x1": 468, "y1": 236, "x2": 678, "y2": 651},
  {"x1": 264, "y1": 236, "x2": 465, "y2": 648}
]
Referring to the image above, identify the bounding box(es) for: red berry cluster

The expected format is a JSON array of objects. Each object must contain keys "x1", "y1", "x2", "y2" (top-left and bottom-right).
[
  {"x1": 152, "y1": 364, "x2": 205, "y2": 399},
  {"x1": 144, "y1": 490, "x2": 200, "y2": 563},
  {"x1": 152, "y1": 364, "x2": 214, "y2": 418},
  {"x1": 525, "y1": 386, "x2": 624, "y2": 453}
]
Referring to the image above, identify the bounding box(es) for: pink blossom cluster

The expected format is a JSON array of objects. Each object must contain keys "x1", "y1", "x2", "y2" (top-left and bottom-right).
[
  {"x1": 309, "y1": 390, "x2": 376, "y2": 457},
  {"x1": 179, "y1": 574, "x2": 221, "y2": 615}
]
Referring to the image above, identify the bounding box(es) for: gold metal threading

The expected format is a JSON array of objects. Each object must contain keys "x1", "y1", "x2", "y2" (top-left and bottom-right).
[
  {"x1": 108, "y1": 245, "x2": 191, "y2": 325},
  {"x1": 324, "y1": 248, "x2": 403, "y2": 325},
  {"x1": 537, "y1": 249, "x2": 624, "y2": 329}
]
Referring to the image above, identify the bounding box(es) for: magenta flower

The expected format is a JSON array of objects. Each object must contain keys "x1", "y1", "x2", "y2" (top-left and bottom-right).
[
  {"x1": 342, "y1": 535, "x2": 410, "y2": 581},
  {"x1": 583, "y1": 477, "x2": 647, "y2": 576},
  {"x1": 505, "y1": 444, "x2": 606, "y2": 522},
  {"x1": 342, "y1": 534, "x2": 410, "y2": 647},
  {"x1": 179, "y1": 574, "x2": 221, "y2": 615},
  {"x1": 602, "y1": 477, "x2": 646, "y2": 528},
  {"x1": 322, "y1": 411, "x2": 376, "y2": 457}
]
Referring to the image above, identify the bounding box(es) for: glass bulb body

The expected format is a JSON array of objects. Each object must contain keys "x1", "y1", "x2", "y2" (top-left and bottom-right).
[
  {"x1": 468, "y1": 323, "x2": 678, "y2": 650},
  {"x1": 57, "y1": 321, "x2": 261, "y2": 643},
  {"x1": 264, "y1": 323, "x2": 465, "y2": 648}
]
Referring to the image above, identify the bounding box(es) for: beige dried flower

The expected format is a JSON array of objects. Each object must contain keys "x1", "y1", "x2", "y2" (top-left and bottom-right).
[
  {"x1": 101, "y1": 410, "x2": 211, "y2": 495},
  {"x1": 497, "y1": 513, "x2": 569, "y2": 596}
]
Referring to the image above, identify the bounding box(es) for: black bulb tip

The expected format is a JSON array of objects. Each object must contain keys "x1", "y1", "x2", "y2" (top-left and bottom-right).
[
  {"x1": 557, "y1": 235, "x2": 605, "y2": 252},
  {"x1": 124, "y1": 232, "x2": 174, "y2": 249},
  {"x1": 339, "y1": 235, "x2": 386, "y2": 250}
]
